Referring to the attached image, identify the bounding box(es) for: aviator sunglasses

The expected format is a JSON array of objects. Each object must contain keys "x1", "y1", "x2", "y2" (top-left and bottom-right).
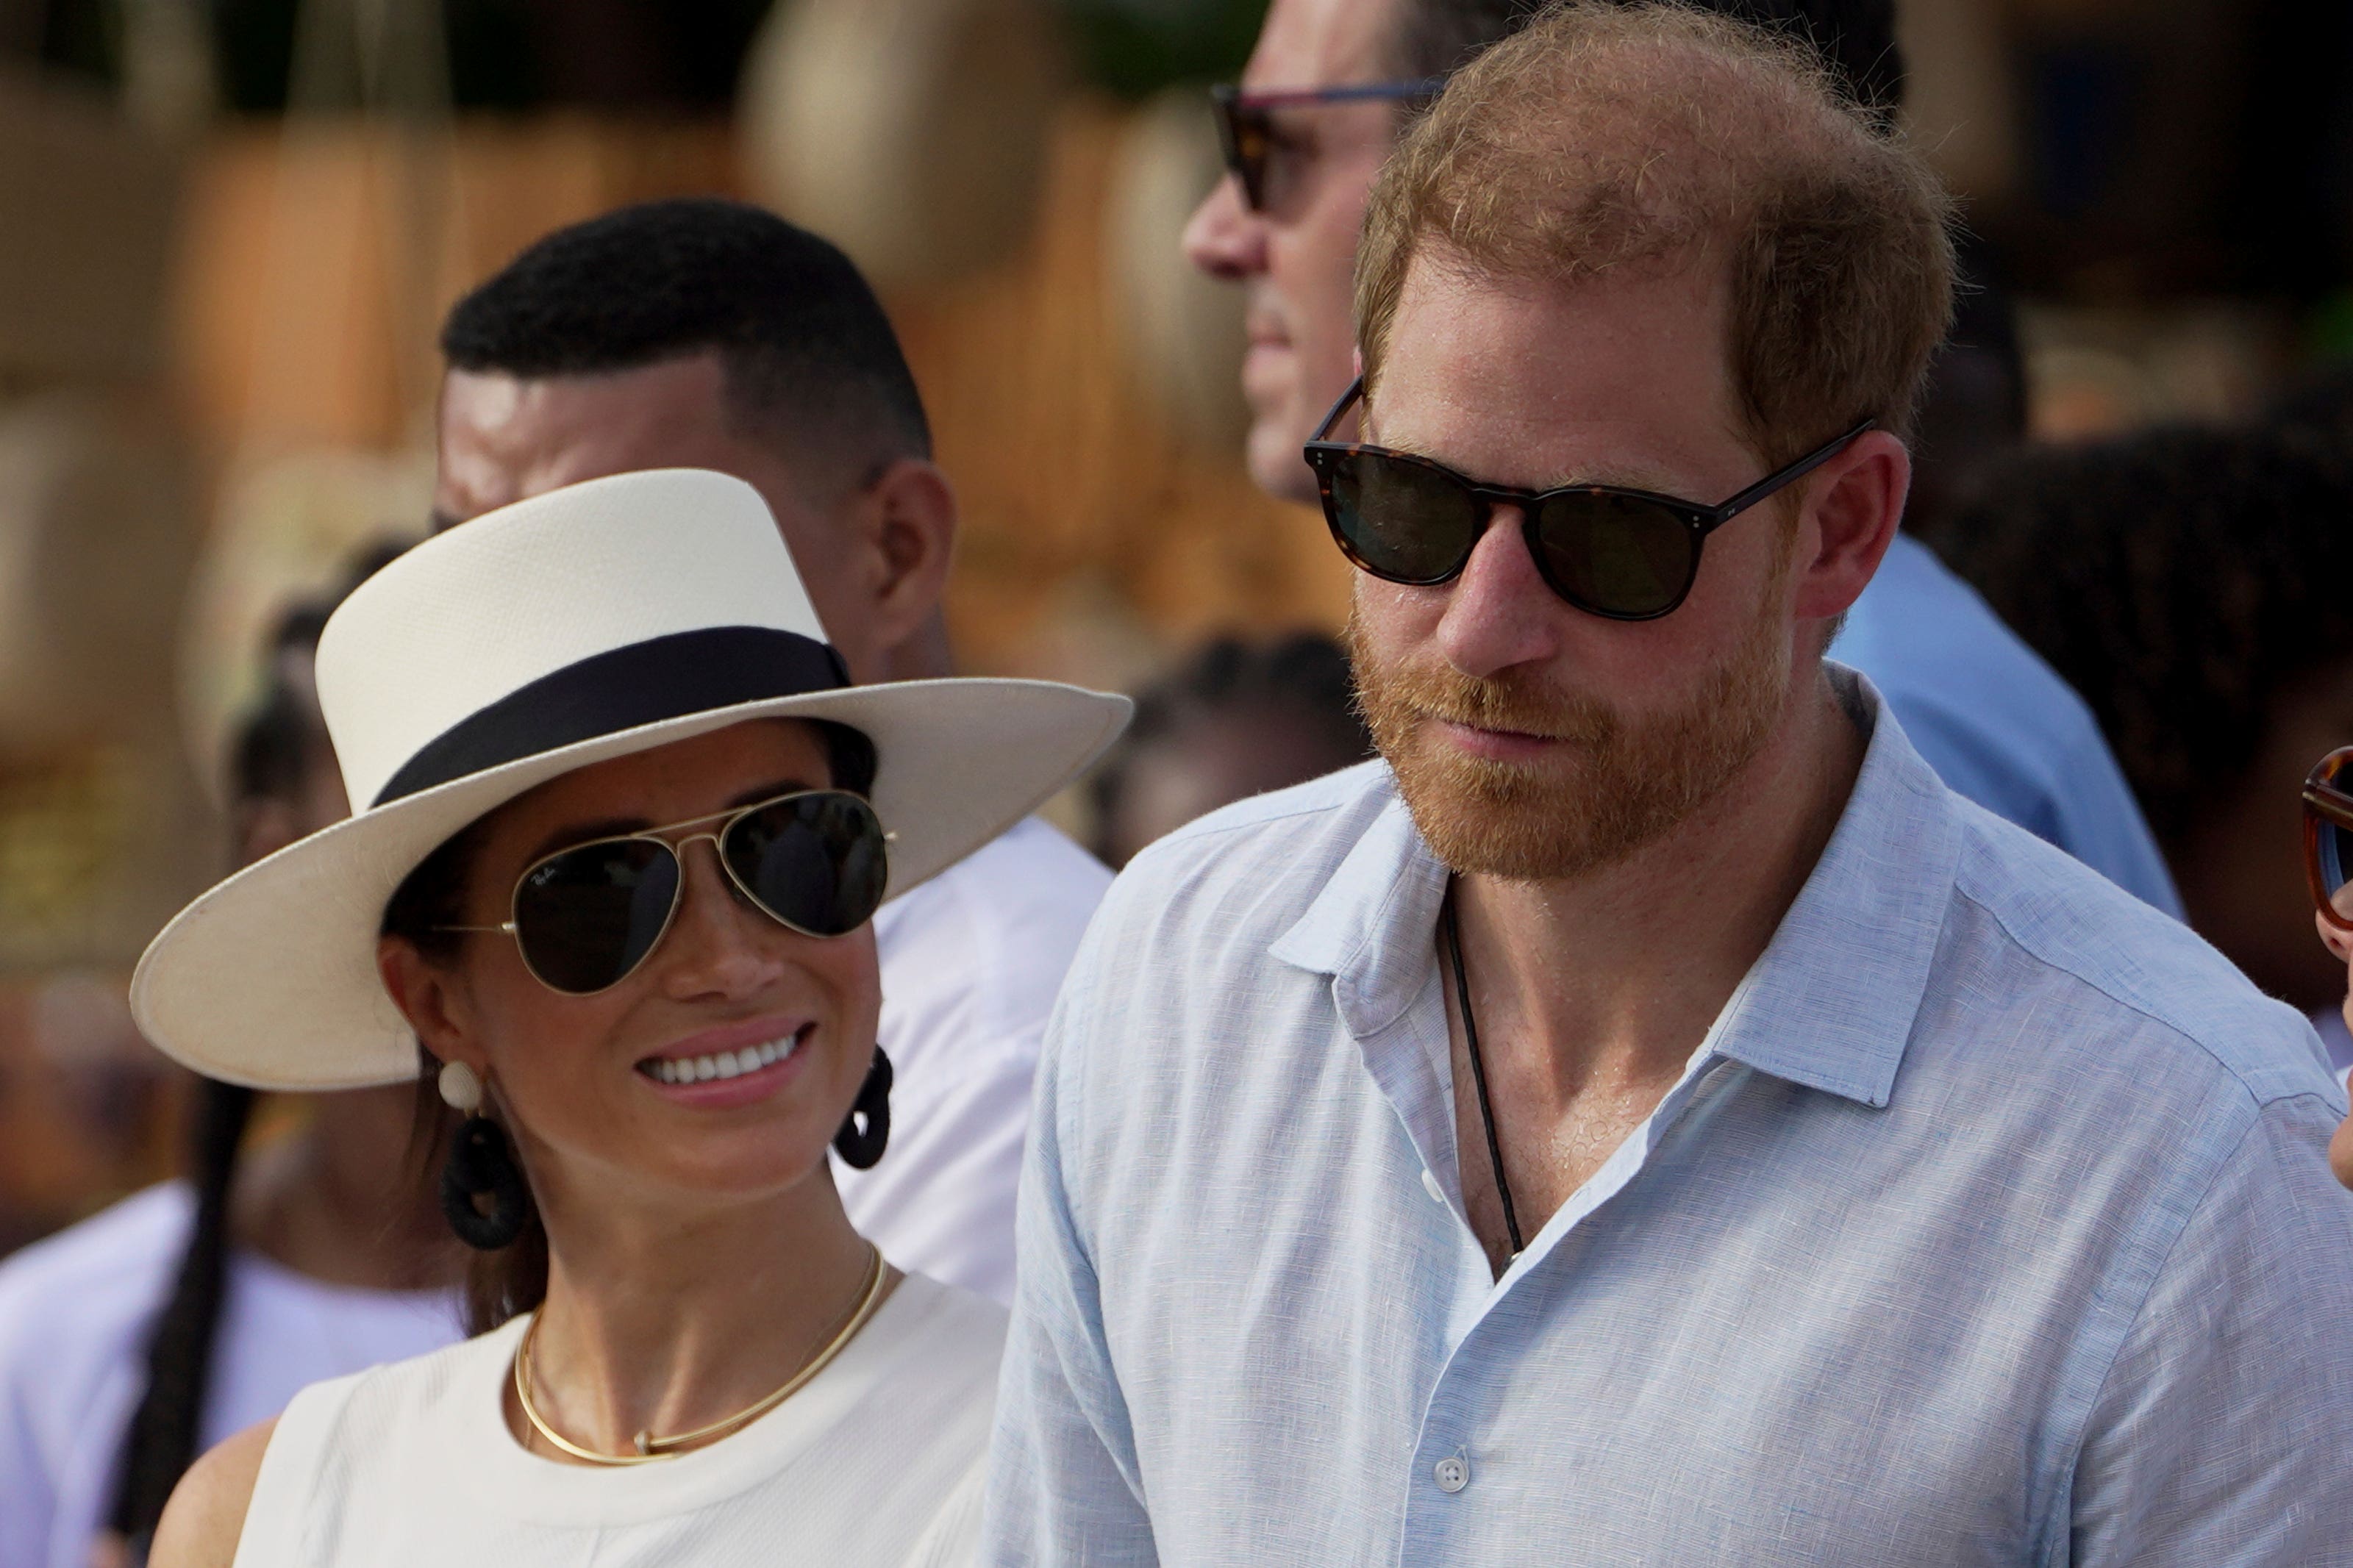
[
  {"x1": 438, "y1": 790, "x2": 891, "y2": 995},
  {"x1": 2304, "y1": 748, "x2": 2353, "y2": 935},
  {"x1": 1303, "y1": 375, "x2": 1876, "y2": 621},
  {"x1": 1210, "y1": 79, "x2": 1448, "y2": 212}
]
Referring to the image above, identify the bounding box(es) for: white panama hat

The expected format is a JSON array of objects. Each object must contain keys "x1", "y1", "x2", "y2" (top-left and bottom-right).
[{"x1": 130, "y1": 467, "x2": 1131, "y2": 1091}]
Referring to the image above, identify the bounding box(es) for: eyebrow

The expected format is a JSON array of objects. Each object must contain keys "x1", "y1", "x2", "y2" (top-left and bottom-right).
[
  {"x1": 1360, "y1": 413, "x2": 1686, "y2": 496},
  {"x1": 518, "y1": 777, "x2": 820, "y2": 865},
  {"x1": 1380, "y1": 440, "x2": 1692, "y2": 498}
]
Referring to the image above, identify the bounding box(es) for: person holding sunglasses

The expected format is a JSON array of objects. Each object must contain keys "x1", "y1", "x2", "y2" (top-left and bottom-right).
[
  {"x1": 1183, "y1": 0, "x2": 2181, "y2": 919},
  {"x1": 987, "y1": 10, "x2": 2353, "y2": 1564},
  {"x1": 134, "y1": 468, "x2": 1127, "y2": 1568}
]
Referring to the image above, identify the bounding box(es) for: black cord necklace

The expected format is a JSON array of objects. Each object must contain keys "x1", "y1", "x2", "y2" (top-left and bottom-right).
[{"x1": 1442, "y1": 892, "x2": 1525, "y2": 1259}]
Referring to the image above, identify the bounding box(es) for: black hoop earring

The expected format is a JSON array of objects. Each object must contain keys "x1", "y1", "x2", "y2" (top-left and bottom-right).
[
  {"x1": 440, "y1": 1115, "x2": 529, "y2": 1250},
  {"x1": 832, "y1": 1047, "x2": 893, "y2": 1170}
]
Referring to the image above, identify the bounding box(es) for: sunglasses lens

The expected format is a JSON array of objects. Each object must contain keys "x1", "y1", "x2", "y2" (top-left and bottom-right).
[
  {"x1": 2324, "y1": 821, "x2": 2353, "y2": 903},
  {"x1": 513, "y1": 839, "x2": 680, "y2": 995},
  {"x1": 1213, "y1": 97, "x2": 1268, "y2": 210},
  {"x1": 1324, "y1": 451, "x2": 1483, "y2": 584},
  {"x1": 721, "y1": 792, "x2": 890, "y2": 939},
  {"x1": 1531, "y1": 493, "x2": 1699, "y2": 618}
]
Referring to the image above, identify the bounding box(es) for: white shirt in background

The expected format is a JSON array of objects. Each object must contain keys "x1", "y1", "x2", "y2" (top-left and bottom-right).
[
  {"x1": 846, "y1": 817, "x2": 1109, "y2": 1304},
  {"x1": 0, "y1": 1183, "x2": 461, "y2": 1568},
  {"x1": 230, "y1": 1273, "x2": 1003, "y2": 1568}
]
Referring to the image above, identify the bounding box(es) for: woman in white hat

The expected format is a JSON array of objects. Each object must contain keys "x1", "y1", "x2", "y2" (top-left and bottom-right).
[{"x1": 134, "y1": 467, "x2": 1128, "y2": 1568}]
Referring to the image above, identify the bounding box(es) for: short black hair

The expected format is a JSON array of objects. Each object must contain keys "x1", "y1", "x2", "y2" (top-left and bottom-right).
[
  {"x1": 1088, "y1": 631, "x2": 1374, "y2": 857},
  {"x1": 440, "y1": 198, "x2": 932, "y2": 485},
  {"x1": 1391, "y1": 0, "x2": 1904, "y2": 115},
  {"x1": 1940, "y1": 426, "x2": 2353, "y2": 849}
]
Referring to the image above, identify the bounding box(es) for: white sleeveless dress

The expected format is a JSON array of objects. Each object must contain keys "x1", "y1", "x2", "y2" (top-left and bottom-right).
[{"x1": 228, "y1": 1273, "x2": 1004, "y2": 1568}]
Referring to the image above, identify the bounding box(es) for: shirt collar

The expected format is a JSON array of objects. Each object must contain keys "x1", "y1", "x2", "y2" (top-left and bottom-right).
[{"x1": 1270, "y1": 665, "x2": 1960, "y2": 1109}]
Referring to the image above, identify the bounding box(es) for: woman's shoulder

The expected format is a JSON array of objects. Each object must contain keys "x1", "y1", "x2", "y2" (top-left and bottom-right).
[
  {"x1": 863, "y1": 1272, "x2": 1007, "y2": 1383},
  {"x1": 162, "y1": 1321, "x2": 524, "y2": 1567},
  {"x1": 149, "y1": 1417, "x2": 276, "y2": 1568},
  {"x1": 818, "y1": 1273, "x2": 1004, "y2": 1472},
  {"x1": 0, "y1": 1184, "x2": 193, "y2": 1404}
]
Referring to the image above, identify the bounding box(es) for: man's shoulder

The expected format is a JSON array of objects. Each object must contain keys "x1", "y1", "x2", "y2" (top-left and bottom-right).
[
  {"x1": 898, "y1": 815, "x2": 1110, "y2": 934},
  {"x1": 0, "y1": 1181, "x2": 189, "y2": 1327},
  {"x1": 1837, "y1": 539, "x2": 2118, "y2": 781},
  {"x1": 0, "y1": 1183, "x2": 191, "y2": 1431},
  {"x1": 876, "y1": 816, "x2": 1110, "y2": 1050},
  {"x1": 1944, "y1": 801, "x2": 2332, "y2": 1111}
]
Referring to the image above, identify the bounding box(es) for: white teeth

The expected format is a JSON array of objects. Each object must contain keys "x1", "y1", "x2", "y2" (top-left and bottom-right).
[{"x1": 645, "y1": 1032, "x2": 801, "y2": 1086}]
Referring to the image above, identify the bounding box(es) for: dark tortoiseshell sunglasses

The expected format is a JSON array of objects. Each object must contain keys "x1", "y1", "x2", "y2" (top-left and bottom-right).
[
  {"x1": 1210, "y1": 79, "x2": 1449, "y2": 212},
  {"x1": 2304, "y1": 748, "x2": 2353, "y2": 934},
  {"x1": 1302, "y1": 374, "x2": 1875, "y2": 621}
]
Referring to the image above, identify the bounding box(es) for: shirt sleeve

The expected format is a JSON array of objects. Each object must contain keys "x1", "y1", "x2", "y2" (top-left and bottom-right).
[
  {"x1": 2069, "y1": 1089, "x2": 2353, "y2": 1564},
  {"x1": 979, "y1": 970, "x2": 1159, "y2": 1567},
  {"x1": 0, "y1": 1359, "x2": 57, "y2": 1568}
]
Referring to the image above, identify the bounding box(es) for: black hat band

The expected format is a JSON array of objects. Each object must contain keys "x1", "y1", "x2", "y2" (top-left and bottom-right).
[{"x1": 371, "y1": 626, "x2": 851, "y2": 808}]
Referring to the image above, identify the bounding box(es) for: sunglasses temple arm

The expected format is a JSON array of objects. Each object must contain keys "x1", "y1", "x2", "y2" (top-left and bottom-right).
[
  {"x1": 1309, "y1": 376, "x2": 1367, "y2": 444},
  {"x1": 1707, "y1": 418, "x2": 1878, "y2": 527}
]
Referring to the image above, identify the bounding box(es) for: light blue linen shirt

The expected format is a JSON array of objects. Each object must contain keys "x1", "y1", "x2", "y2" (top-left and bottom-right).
[
  {"x1": 985, "y1": 668, "x2": 2353, "y2": 1567},
  {"x1": 1832, "y1": 533, "x2": 2182, "y2": 917}
]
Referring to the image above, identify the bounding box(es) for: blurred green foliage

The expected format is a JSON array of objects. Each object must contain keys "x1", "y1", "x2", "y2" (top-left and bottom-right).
[{"x1": 1054, "y1": 0, "x2": 1266, "y2": 99}]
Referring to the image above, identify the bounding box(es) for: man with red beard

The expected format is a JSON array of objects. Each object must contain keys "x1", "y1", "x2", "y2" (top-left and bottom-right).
[
  {"x1": 983, "y1": 8, "x2": 2353, "y2": 1564},
  {"x1": 1182, "y1": 0, "x2": 2182, "y2": 918}
]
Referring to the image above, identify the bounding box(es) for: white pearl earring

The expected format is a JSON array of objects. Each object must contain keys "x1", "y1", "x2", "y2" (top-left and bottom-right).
[{"x1": 438, "y1": 1060, "x2": 483, "y2": 1114}]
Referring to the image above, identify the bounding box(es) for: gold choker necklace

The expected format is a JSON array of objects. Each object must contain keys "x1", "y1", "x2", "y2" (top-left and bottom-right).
[{"x1": 515, "y1": 1242, "x2": 888, "y2": 1465}]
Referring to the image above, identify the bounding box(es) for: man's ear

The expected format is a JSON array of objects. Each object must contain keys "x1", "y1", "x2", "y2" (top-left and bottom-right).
[
  {"x1": 849, "y1": 457, "x2": 958, "y2": 655},
  {"x1": 1790, "y1": 430, "x2": 1910, "y2": 625},
  {"x1": 378, "y1": 936, "x2": 485, "y2": 1075}
]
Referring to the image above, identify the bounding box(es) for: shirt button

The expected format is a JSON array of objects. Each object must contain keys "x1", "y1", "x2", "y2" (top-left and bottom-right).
[
  {"x1": 1421, "y1": 1168, "x2": 1446, "y2": 1204},
  {"x1": 1433, "y1": 1455, "x2": 1470, "y2": 1493}
]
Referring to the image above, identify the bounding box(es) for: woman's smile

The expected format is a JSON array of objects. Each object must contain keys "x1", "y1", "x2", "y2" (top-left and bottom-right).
[{"x1": 633, "y1": 1015, "x2": 818, "y2": 1108}]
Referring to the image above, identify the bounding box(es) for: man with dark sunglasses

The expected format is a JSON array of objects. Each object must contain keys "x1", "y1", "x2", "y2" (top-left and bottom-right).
[
  {"x1": 1182, "y1": 0, "x2": 2182, "y2": 920},
  {"x1": 987, "y1": 9, "x2": 2353, "y2": 1563}
]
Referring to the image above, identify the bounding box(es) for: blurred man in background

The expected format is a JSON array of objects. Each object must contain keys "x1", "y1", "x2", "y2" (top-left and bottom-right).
[
  {"x1": 1943, "y1": 423, "x2": 2353, "y2": 1056},
  {"x1": 1090, "y1": 631, "x2": 1371, "y2": 867},
  {"x1": 429, "y1": 200, "x2": 1109, "y2": 1304},
  {"x1": 1183, "y1": 0, "x2": 2182, "y2": 915}
]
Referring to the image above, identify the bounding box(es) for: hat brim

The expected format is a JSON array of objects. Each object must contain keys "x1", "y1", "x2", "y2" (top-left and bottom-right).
[{"x1": 131, "y1": 679, "x2": 1129, "y2": 1090}]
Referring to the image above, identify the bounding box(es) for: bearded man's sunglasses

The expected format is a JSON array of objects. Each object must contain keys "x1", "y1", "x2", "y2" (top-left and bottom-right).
[
  {"x1": 437, "y1": 790, "x2": 891, "y2": 995},
  {"x1": 2304, "y1": 748, "x2": 2353, "y2": 934},
  {"x1": 1210, "y1": 79, "x2": 1448, "y2": 212},
  {"x1": 1302, "y1": 375, "x2": 1876, "y2": 621}
]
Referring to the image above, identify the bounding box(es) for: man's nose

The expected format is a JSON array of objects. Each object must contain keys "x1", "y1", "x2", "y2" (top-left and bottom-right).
[
  {"x1": 1432, "y1": 506, "x2": 1563, "y2": 680},
  {"x1": 1183, "y1": 175, "x2": 1265, "y2": 281}
]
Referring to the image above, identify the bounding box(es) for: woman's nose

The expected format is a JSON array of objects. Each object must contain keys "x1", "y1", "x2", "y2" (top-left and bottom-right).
[{"x1": 656, "y1": 839, "x2": 782, "y2": 999}]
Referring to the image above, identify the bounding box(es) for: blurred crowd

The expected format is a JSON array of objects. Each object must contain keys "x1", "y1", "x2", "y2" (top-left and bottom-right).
[{"x1": 0, "y1": 0, "x2": 2351, "y2": 1562}]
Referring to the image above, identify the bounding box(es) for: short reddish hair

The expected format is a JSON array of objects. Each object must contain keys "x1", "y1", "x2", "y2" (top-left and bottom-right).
[{"x1": 1355, "y1": 1, "x2": 1954, "y2": 464}]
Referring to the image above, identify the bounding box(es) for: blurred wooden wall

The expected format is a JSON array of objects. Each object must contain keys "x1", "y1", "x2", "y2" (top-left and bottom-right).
[{"x1": 170, "y1": 104, "x2": 1347, "y2": 690}]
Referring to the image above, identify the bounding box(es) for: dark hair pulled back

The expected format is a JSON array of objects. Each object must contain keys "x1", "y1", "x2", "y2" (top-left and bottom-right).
[{"x1": 104, "y1": 542, "x2": 410, "y2": 1554}]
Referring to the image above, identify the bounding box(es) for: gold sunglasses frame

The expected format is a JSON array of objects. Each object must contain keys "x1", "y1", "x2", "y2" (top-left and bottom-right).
[{"x1": 435, "y1": 788, "x2": 895, "y2": 995}]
